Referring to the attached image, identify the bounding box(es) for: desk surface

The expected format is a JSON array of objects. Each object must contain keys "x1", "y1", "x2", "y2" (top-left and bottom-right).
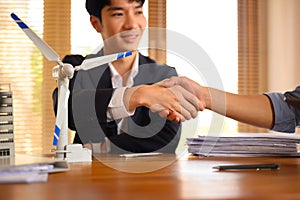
[{"x1": 1, "y1": 153, "x2": 300, "y2": 200}]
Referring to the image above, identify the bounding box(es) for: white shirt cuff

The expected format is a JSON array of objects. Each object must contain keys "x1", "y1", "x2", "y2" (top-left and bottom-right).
[{"x1": 108, "y1": 87, "x2": 135, "y2": 120}]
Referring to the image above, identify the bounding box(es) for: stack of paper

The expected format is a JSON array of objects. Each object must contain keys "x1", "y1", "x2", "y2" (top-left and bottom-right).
[
  {"x1": 187, "y1": 133, "x2": 300, "y2": 157},
  {"x1": 0, "y1": 154, "x2": 69, "y2": 184},
  {"x1": 0, "y1": 163, "x2": 51, "y2": 183}
]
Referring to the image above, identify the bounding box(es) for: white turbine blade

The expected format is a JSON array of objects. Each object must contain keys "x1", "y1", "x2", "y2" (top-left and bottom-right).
[
  {"x1": 78, "y1": 51, "x2": 133, "y2": 71},
  {"x1": 10, "y1": 13, "x2": 63, "y2": 66},
  {"x1": 53, "y1": 84, "x2": 70, "y2": 146}
]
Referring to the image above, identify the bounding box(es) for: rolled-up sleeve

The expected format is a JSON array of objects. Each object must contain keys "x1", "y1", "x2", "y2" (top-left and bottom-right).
[{"x1": 265, "y1": 92, "x2": 297, "y2": 133}]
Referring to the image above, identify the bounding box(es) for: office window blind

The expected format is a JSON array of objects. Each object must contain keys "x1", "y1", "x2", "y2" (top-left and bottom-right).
[
  {"x1": 42, "y1": 0, "x2": 71, "y2": 153},
  {"x1": 148, "y1": 0, "x2": 166, "y2": 64},
  {"x1": 0, "y1": 0, "x2": 70, "y2": 154},
  {"x1": 238, "y1": 0, "x2": 268, "y2": 132}
]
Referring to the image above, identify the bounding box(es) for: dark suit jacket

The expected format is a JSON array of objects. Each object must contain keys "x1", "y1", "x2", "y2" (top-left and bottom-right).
[{"x1": 53, "y1": 52, "x2": 181, "y2": 154}]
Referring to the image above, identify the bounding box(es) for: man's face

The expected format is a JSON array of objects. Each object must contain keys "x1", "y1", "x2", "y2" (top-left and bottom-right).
[{"x1": 93, "y1": 0, "x2": 147, "y2": 54}]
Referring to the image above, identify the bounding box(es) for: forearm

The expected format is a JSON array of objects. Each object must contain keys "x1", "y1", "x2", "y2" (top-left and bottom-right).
[{"x1": 203, "y1": 87, "x2": 274, "y2": 129}]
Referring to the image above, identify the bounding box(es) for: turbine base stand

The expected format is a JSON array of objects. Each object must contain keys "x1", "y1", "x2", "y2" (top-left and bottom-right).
[{"x1": 64, "y1": 144, "x2": 92, "y2": 163}]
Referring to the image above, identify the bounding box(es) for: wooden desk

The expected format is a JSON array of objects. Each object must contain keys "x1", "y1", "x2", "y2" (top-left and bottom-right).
[{"x1": 1, "y1": 154, "x2": 300, "y2": 199}]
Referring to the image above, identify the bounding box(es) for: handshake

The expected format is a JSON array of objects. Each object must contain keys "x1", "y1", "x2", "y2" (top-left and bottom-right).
[{"x1": 123, "y1": 76, "x2": 212, "y2": 123}]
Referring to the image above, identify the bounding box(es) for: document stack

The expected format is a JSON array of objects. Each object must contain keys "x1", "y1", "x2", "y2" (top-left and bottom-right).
[
  {"x1": 0, "y1": 84, "x2": 14, "y2": 158},
  {"x1": 187, "y1": 133, "x2": 300, "y2": 157}
]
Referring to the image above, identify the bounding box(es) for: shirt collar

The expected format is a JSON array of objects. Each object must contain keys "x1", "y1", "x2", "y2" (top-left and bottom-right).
[{"x1": 109, "y1": 52, "x2": 139, "y2": 88}]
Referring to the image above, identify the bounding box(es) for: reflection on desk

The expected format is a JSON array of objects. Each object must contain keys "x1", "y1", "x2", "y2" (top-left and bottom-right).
[{"x1": 1, "y1": 153, "x2": 300, "y2": 199}]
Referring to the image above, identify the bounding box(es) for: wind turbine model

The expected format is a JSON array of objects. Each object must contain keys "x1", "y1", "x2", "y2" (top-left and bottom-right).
[{"x1": 11, "y1": 13, "x2": 132, "y2": 162}]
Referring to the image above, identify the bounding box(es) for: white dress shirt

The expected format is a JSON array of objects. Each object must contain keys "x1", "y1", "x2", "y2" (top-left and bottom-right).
[{"x1": 107, "y1": 53, "x2": 139, "y2": 123}]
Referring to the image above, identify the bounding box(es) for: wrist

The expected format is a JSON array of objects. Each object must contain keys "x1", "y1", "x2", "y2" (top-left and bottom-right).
[
  {"x1": 202, "y1": 86, "x2": 212, "y2": 110},
  {"x1": 123, "y1": 85, "x2": 146, "y2": 111},
  {"x1": 206, "y1": 87, "x2": 226, "y2": 115}
]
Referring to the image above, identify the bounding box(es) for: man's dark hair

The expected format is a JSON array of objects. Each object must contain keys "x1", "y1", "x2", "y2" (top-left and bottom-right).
[{"x1": 86, "y1": 0, "x2": 145, "y2": 22}]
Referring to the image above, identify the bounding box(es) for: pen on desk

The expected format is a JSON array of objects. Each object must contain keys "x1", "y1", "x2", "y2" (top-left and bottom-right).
[
  {"x1": 120, "y1": 152, "x2": 162, "y2": 158},
  {"x1": 213, "y1": 163, "x2": 280, "y2": 171}
]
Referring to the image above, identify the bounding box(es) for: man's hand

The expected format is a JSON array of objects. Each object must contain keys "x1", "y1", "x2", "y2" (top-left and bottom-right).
[
  {"x1": 159, "y1": 76, "x2": 207, "y2": 110},
  {"x1": 123, "y1": 83, "x2": 200, "y2": 122},
  {"x1": 157, "y1": 76, "x2": 208, "y2": 122}
]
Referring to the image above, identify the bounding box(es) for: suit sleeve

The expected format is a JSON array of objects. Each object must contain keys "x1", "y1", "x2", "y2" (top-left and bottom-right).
[{"x1": 71, "y1": 66, "x2": 114, "y2": 144}]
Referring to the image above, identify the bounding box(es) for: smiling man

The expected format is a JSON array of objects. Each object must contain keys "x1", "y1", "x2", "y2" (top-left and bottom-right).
[
  {"x1": 58, "y1": 0, "x2": 201, "y2": 154},
  {"x1": 89, "y1": 0, "x2": 145, "y2": 54}
]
